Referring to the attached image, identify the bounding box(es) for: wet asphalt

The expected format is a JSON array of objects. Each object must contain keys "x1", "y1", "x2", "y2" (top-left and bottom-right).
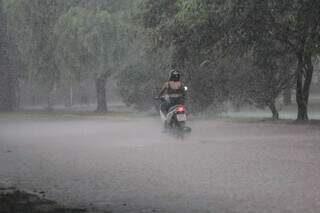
[{"x1": 0, "y1": 115, "x2": 320, "y2": 213}]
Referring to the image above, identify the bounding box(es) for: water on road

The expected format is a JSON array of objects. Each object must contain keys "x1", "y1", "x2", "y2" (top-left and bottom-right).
[{"x1": 0, "y1": 114, "x2": 320, "y2": 213}]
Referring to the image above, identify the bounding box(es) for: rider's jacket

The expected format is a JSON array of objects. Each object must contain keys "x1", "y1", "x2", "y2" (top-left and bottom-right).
[
  {"x1": 159, "y1": 81, "x2": 185, "y2": 113},
  {"x1": 166, "y1": 81, "x2": 184, "y2": 98}
]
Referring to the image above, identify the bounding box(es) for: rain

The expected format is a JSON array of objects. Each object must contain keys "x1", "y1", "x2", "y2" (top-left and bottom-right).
[{"x1": 0, "y1": 0, "x2": 320, "y2": 213}]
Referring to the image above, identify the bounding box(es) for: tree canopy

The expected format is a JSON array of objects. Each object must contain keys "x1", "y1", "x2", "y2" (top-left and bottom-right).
[{"x1": 0, "y1": 0, "x2": 319, "y2": 120}]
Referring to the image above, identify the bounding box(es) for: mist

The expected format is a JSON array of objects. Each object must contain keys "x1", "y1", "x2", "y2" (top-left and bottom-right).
[{"x1": 1, "y1": 0, "x2": 320, "y2": 213}]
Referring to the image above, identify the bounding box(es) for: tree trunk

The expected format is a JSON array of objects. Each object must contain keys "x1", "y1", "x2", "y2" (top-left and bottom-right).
[
  {"x1": 70, "y1": 86, "x2": 73, "y2": 106},
  {"x1": 268, "y1": 102, "x2": 279, "y2": 120},
  {"x1": 95, "y1": 77, "x2": 108, "y2": 112},
  {"x1": 46, "y1": 81, "x2": 57, "y2": 111},
  {"x1": 234, "y1": 102, "x2": 241, "y2": 112},
  {"x1": 66, "y1": 85, "x2": 73, "y2": 107},
  {"x1": 283, "y1": 85, "x2": 292, "y2": 105},
  {"x1": 296, "y1": 52, "x2": 313, "y2": 121},
  {"x1": 46, "y1": 89, "x2": 54, "y2": 112}
]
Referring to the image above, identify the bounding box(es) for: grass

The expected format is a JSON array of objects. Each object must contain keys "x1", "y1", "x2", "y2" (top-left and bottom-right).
[
  {"x1": 0, "y1": 109, "x2": 148, "y2": 123},
  {"x1": 1, "y1": 102, "x2": 319, "y2": 127}
]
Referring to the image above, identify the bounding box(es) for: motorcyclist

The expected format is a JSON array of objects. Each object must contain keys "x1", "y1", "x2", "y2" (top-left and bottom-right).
[{"x1": 158, "y1": 69, "x2": 186, "y2": 114}]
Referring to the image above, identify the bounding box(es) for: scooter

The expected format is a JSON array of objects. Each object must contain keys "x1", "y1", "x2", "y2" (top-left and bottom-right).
[
  {"x1": 154, "y1": 87, "x2": 191, "y2": 136},
  {"x1": 160, "y1": 100, "x2": 187, "y2": 130}
]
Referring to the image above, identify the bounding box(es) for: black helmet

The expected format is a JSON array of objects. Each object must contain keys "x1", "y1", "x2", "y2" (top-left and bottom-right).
[{"x1": 169, "y1": 69, "x2": 180, "y2": 81}]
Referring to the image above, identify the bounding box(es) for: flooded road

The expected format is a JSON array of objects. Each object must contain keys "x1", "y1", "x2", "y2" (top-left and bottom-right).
[{"x1": 1, "y1": 114, "x2": 320, "y2": 213}]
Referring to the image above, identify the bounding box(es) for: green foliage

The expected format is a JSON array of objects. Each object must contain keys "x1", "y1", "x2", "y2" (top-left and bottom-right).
[
  {"x1": 176, "y1": 0, "x2": 209, "y2": 24},
  {"x1": 137, "y1": 0, "x2": 320, "y2": 119},
  {"x1": 117, "y1": 45, "x2": 172, "y2": 110},
  {"x1": 0, "y1": 0, "x2": 20, "y2": 111},
  {"x1": 55, "y1": 0, "x2": 136, "y2": 82},
  {"x1": 1, "y1": 0, "x2": 319, "y2": 116},
  {"x1": 1, "y1": 0, "x2": 137, "y2": 110},
  {"x1": 118, "y1": 64, "x2": 156, "y2": 110},
  {"x1": 3, "y1": 0, "x2": 77, "y2": 88},
  {"x1": 139, "y1": 0, "x2": 177, "y2": 29}
]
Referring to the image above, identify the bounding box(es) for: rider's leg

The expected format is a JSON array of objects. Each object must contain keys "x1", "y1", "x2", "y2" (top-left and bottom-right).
[{"x1": 160, "y1": 101, "x2": 167, "y2": 114}]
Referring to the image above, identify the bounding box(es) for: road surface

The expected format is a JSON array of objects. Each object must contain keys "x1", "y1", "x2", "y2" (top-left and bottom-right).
[{"x1": 0, "y1": 114, "x2": 320, "y2": 213}]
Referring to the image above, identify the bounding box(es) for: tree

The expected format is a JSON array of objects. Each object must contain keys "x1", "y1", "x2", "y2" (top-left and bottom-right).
[
  {"x1": 239, "y1": 39, "x2": 296, "y2": 119},
  {"x1": 230, "y1": 0, "x2": 320, "y2": 120},
  {"x1": 138, "y1": 0, "x2": 228, "y2": 112},
  {"x1": 0, "y1": 0, "x2": 21, "y2": 111},
  {"x1": 3, "y1": 0, "x2": 79, "y2": 110},
  {"x1": 117, "y1": 46, "x2": 172, "y2": 110},
  {"x1": 55, "y1": 1, "x2": 131, "y2": 112},
  {"x1": 139, "y1": 0, "x2": 320, "y2": 120}
]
